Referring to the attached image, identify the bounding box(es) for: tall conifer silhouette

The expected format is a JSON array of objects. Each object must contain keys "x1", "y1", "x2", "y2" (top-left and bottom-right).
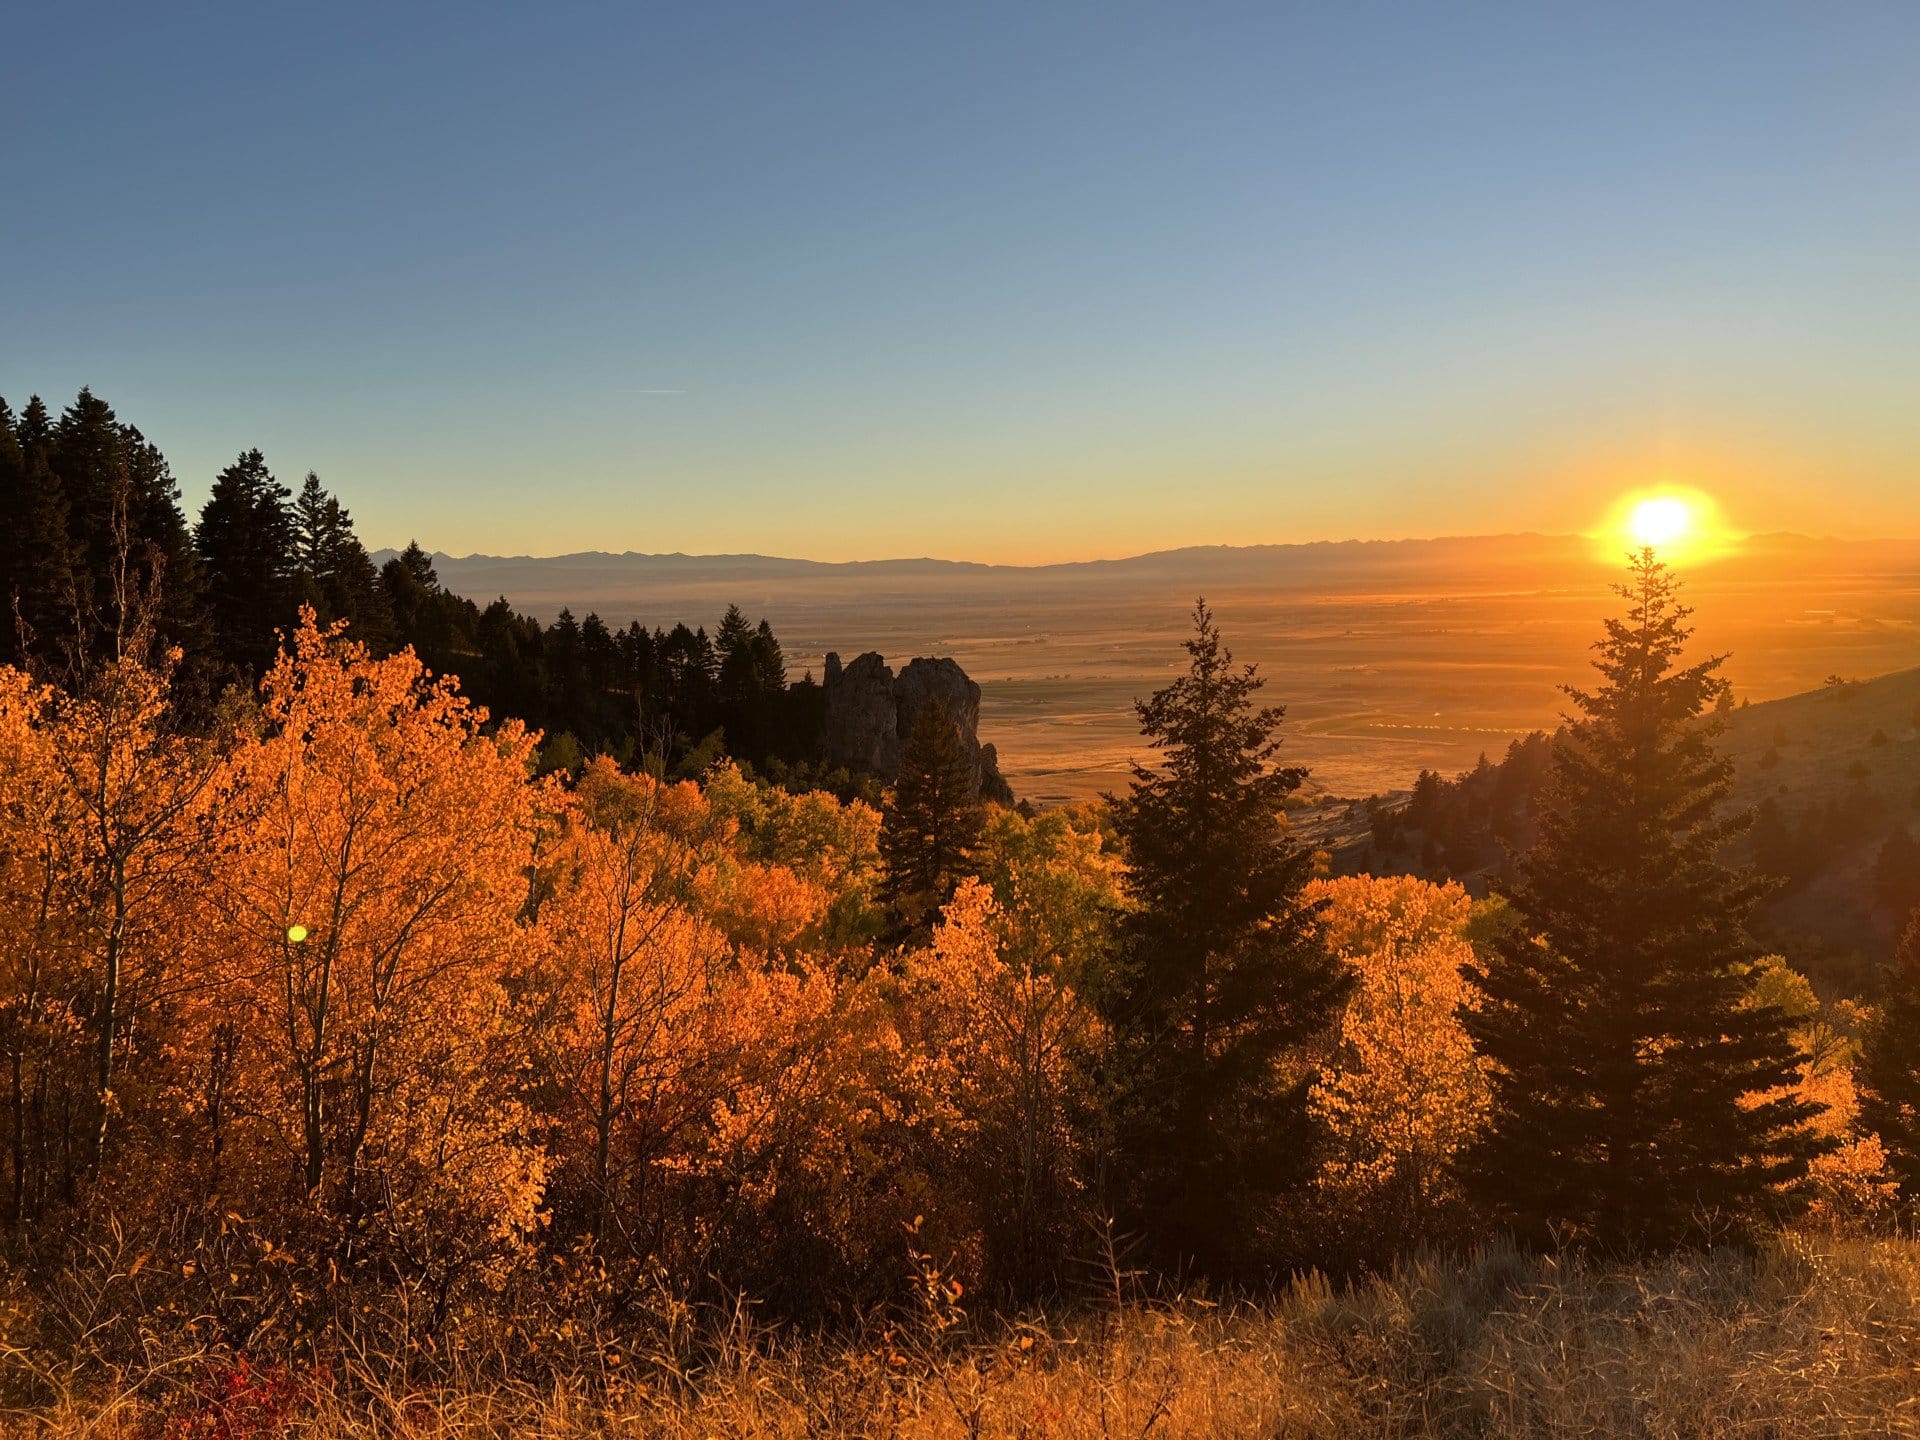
[
  {"x1": 1465, "y1": 552, "x2": 1828, "y2": 1249},
  {"x1": 1105, "y1": 600, "x2": 1349, "y2": 1276}
]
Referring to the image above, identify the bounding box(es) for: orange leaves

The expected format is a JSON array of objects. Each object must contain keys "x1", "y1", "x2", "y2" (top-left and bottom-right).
[
  {"x1": 209, "y1": 613, "x2": 543, "y2": 1265},
  {"x1": 889, "y1": 823, "x2": 1115, "y2": 1291},
  {"x1": 1306, "y1": 875, "x2": 1489, "y2": 1238},
  {"x1": 1743, "y1": 957, "x2": 1896, "y2": 1231}
]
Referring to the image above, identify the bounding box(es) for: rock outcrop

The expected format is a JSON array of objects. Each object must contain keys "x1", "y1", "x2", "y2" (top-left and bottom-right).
[{"x1": 823, "y1": 651, "x2": 1014, "y2": 804}]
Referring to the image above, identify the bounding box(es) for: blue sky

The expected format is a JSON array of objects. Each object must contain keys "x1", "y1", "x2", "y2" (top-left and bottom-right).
[{"x1": 4, "y1": 2, "x2": 1916, "y2": 560}]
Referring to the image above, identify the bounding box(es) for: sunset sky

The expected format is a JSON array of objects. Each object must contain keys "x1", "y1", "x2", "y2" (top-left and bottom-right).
[{"x1": 5, "y1": 2, "x2": 1917, "y2": 562}]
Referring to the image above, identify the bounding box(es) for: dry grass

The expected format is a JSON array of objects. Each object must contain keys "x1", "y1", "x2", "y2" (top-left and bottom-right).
[{"x1": 10, "y1": 1233, "x2": 1920, "y2": 1438}]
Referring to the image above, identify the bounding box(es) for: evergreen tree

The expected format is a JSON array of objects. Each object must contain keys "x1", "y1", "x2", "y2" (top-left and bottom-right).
[
  {"x1": 290, "y1": 473, "x2": 395, "y2": 649},
  {"x1": 15, "y1": 394, "x2": 52, "y2": 451},
  {"x1": 580, "y1": 612, "x2": 617, "y2": 694},
  {"x1": 879, "y1": 703, "x2": 985, "y2": 931},
  {"x1": 395, "y1": 540, "x2": 440, "y2": 590},
  {"x1": 713, "y1": 606, "x2": 792, "y2": 762},
  {"x1": 119, "y1": 425, "x2": 201, "y2": 626},
  {"x1": 751, "y1": 617, "x2": 787, "y2": 691},
  {"x1": 1859, "y1": 911, "x2": 1920, "y2": 1200},
  {"x1": 196, "y1": 449, "x2": 294, "y2": 676},
  {"x1": 545, "y1": 608, "x2": 591, "y2": 741},
  {"x1": 618, "y1": 620, "x2": 656, "y2": 691},
  {"x1": 1104, "y1": 600, "x2": 1350, "y2": 1276},
  {"x1": 1463, "y1": 552, "x2": 1828, "y2": 1251},
  {"x1": 46, "y1": 389, "x2": 202, "y2": 659},
  {"x1": 382, "y1": 542, "x2": 461, "y2": 666},
  {"x1": 48, "y1": 388, "x2": 127, "y2": 602},
  {"x1": 0, "y1": 397, "x2": 73, "y2": 662},
  {"x1": 654, "y1": 622, "x2": 718, "y2": 745},
  {"x1": 714, "y1": 603, "x2": 756, "y2": 705}
]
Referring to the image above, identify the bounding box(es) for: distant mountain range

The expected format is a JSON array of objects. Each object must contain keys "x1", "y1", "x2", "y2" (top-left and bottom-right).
[{"x1": 376, "y1": 532, "x2": 1920, "y2": 623}]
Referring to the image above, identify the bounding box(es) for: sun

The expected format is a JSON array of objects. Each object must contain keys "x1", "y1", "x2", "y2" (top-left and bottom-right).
[
  {"x1": 1597, "y1": 487, "x2": 1724, "y2": 564},
  {"x1": 1628, "y1": 496, "x2": 1693, "y2": 548}
]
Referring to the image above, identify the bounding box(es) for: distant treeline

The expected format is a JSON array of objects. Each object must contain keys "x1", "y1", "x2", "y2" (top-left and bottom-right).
[{"x1": 0, "y1": 387, "x2": 840, "y2": 785}]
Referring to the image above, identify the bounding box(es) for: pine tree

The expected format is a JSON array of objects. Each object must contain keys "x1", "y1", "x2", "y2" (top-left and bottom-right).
[
  {"x1": 118, "y1": 424, "x2": 203, "y2": 648},
  {"x1": 1858, "y1": 911, "x2": 1920, "y2": 1200},
  {"x1": 0, "y1": 401, "x2": 69, "y2": 660},
  {"x1": 880, "y1": 703, "x2": 985, "y2": 931},
  {"x1": 196, "y1": 449, "x2": 294, "y2": 676},
  {"x1": 291, "y1": 474, "x2": 395, "y2": 649},
  {"x1": 47, "y1": 389, "x2": 126, "y2": 603},
  {"x1": 714, "y1": 603, "x2": 756, "y2": 705},
  {"x1": 1463, "y1": 552, "x2": 1828, "y2": 1251},
  {"x1": 751, "y1": 618, "x2": 787, "y2": 692},
  {"x1": 0, "y1": 399, "x2": 74, "y2": 663},
  {"x1": 46, "y1": 390, "x2": 201, "y2": 659},
  {"x1": 1104, "y1": 600, "x2": 1350, "y2": 1276}
]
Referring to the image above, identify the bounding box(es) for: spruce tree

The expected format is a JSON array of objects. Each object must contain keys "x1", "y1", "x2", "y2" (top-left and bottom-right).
[
  {"x1": 879, "y1": 703, "x2": 985, "y2": 931},
  {"x1": 46, "y1": 389, "x2": 202, "y2": 658},
  {"x1": 751, "y1": 618, "x2": 787, "y2": 691},
  {"x1": 291, "y1": 473, "x2": 395, "y2": 649},
  {"x1": 714, "y1": 603, "x2": 756, "y2": 703},
  {"x1": 1463, "y1": 552, "x2": 1827, "y2": 1251},
  {"x1": 714, "y1": 603, "x2": 762, "y2": 754},
  {"x1": 48, "y1": 388, "x2": 126, "y2": 601},
  {"x1": 196, "y1": 449, "x2": 294, "y2": 676},
  {"x1": 0, "y1": 399, "x2": 74, "y2": 662},
  {"x1": 1858, "y1": 911, "x2": 1920, "y2": 1200},
  {"x1": 1105, "y1": 600, "x2": 1350, "y2": 1276}
]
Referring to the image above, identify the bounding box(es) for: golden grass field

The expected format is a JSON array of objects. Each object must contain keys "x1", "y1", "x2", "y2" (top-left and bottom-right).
[{"x1": 14, "y1": 1234, "x2": 1920, "y2": 1438}]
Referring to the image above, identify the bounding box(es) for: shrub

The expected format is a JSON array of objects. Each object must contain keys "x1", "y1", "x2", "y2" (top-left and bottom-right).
[{"x1": 138, "y1": 1358, "x2": 317, "y2": 1440}]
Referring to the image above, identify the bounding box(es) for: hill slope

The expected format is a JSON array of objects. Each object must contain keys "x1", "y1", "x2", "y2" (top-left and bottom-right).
[{"x1": 1318, "y1": 667, "x2": 1920, "y2": 988}]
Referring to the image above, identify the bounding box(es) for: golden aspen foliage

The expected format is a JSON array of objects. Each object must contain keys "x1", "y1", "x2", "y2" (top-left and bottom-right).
[
  {"x1": 0, "y1": 669, "x2": 86, "y2": 1225},
  {"x1": 46, "y1": 648, "x2": 228, "y2": 1177},
  {"x1": 1746, "y1": 957, "x2": 1895, "y2": 1231},
  {"x1": 530, "y1": 759, "x2": 740, "y2": 1253},
  {"x1": 1306, "y1": 875, "x2": 1490, "y2": 1250},
  {"x1": 891, "y1": 808, "x2": 1121, "y2": 1294},
  {"x1": 210, "y1": 614, "x2": 543, "y2": 1280}
]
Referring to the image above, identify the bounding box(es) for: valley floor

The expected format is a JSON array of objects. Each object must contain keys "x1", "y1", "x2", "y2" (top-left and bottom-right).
[{"x1": 13, "y1": 1233, "x2": 1920, "y2": 1438}]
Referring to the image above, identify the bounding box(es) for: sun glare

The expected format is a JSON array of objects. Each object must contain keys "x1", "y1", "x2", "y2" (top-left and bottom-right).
[
  {"x1": 1597, "y1": 487, "x2": 1725, "y2": 565},
  {"x1": 1628, "y1": 496, "x2": 1692, "y2": 548}
]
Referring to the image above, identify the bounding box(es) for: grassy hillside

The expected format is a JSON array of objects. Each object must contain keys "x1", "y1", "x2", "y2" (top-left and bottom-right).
[
  {"x1": 1724, "y1": 667, "x2": 1920, "y2": 981},
  {"x1": 1721, "y1": 665, "x2": 1920, "y2": 816},
  {"x1": 1320, "y1": 666, "x2": 1920, "y2": 987}
]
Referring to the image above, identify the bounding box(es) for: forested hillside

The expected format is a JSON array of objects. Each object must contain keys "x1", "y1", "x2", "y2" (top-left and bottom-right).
[{"x1": 0, "y1": 388, "x2": 857, "y2": 789}]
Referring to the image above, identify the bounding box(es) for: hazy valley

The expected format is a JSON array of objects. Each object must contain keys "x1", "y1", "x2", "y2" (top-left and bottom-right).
[{"x1": 409, "y1": 533, "x2": 1920, "y2": 804}]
